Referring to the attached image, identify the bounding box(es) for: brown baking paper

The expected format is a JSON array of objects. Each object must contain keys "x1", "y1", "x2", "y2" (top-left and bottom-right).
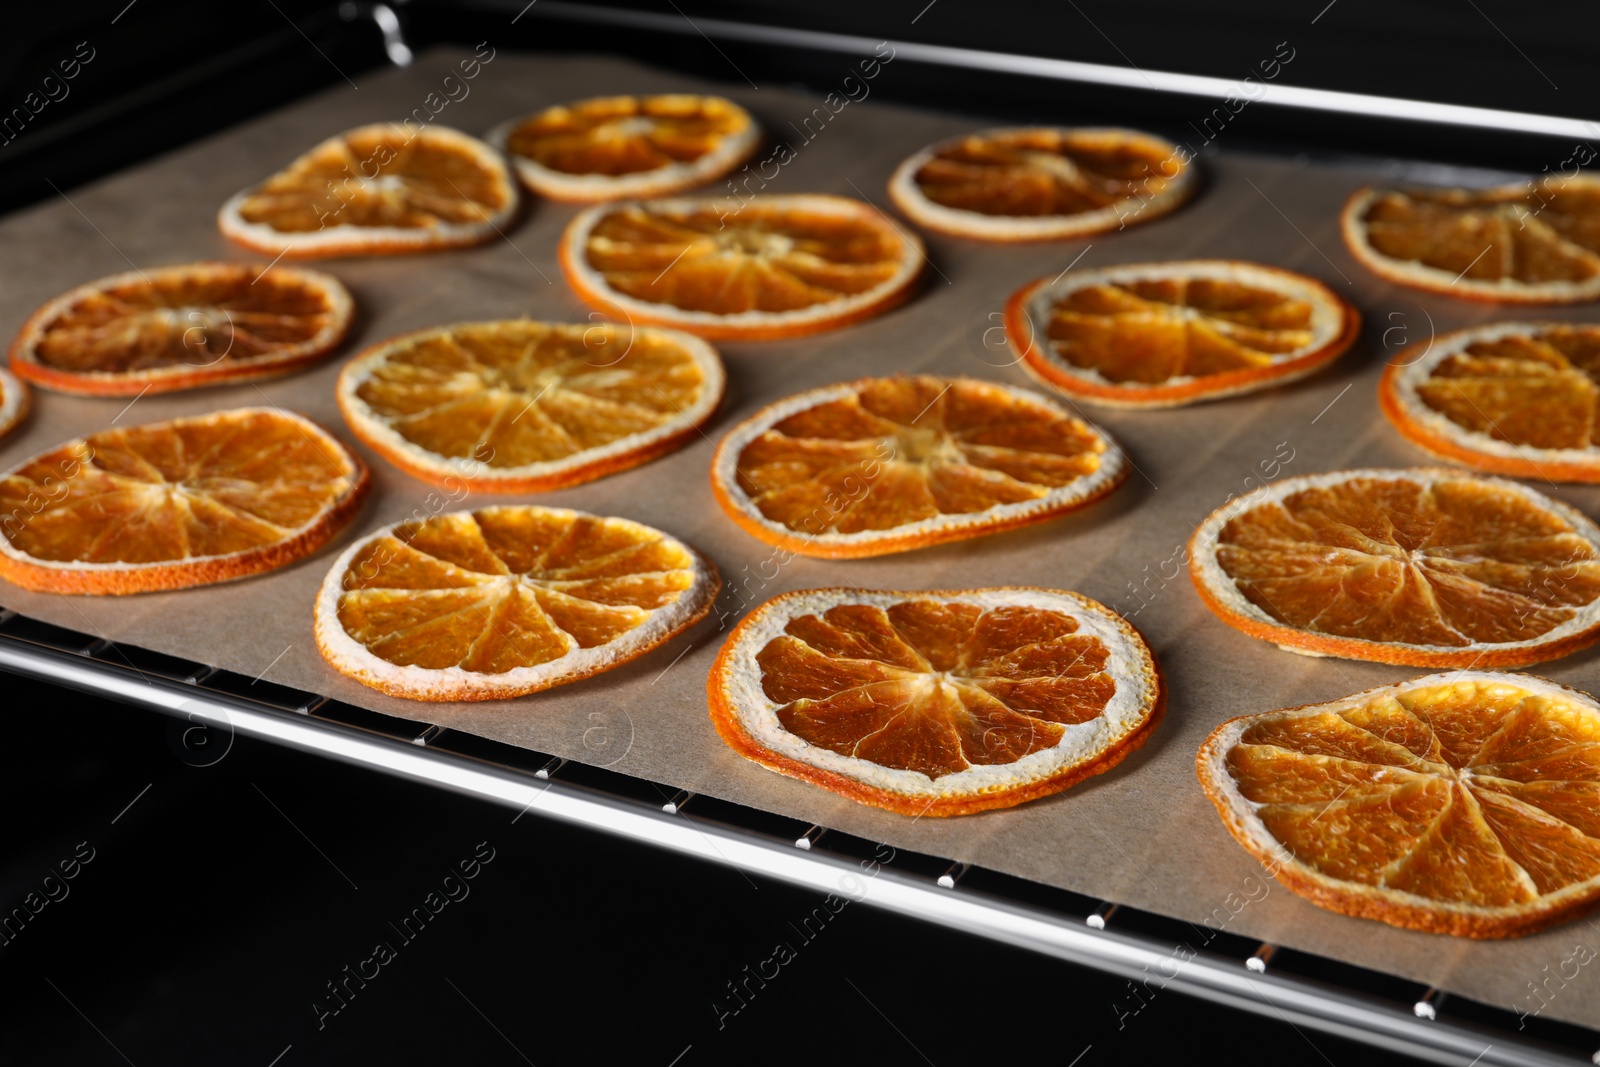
[{"x1": 4, "y1": 48, "x2": 1599, "y2": 1029}]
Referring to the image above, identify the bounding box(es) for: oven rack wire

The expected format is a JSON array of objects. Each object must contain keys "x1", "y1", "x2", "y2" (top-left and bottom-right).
[{"x1": 1, "y1": 605, "x2": 1596, "y2": 1067}]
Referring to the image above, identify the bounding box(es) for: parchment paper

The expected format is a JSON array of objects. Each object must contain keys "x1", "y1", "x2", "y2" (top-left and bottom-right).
[{"x1": 4, "y1": 48, "x2": 1598, "y2": 1029}]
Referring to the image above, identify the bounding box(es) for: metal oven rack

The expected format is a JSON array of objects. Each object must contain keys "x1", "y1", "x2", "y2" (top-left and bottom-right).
[
  {"x1": 2, "y1": 605, "x2": 1596, "y2": 1067},
  {"x1": 10, "y1": 4, "x2": 1600, "y2": 1062}
]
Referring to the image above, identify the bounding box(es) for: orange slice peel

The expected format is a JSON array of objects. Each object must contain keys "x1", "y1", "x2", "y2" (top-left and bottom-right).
[
  {"x1": 709, "y1": 586, "x2": 1163, "y2": 816},
  {"x1": 0, "y1": 408, "x2": 368, "y2": 595},
  {"x1": 1381, "y1": 321, "x2": 1600, "y2": 483},
  {"x1": 1006, "y1": 259, "x2": 1360, "y2": 407},
  {"x1": 0, "y1": 367, "x2": 30, "y2": 441},
  {"x1": 1189, "y1": 467, "x2": 1600, "y2": 667},
  {"x1": 489, "y1": 93, "x2": 761, "y2": 202},
  {"x1": 315, "y1": 505, "x2": 719, "y2": 702},
  {"x1": 1199, "y1": 671, "x2": 1600, "y2": 938},
  {"x1": 559, "y1": 193, "x2": 924, "y2": 340},
  {"x1": 337, "y1": 319, "x2": 724, "y2": 493},
  {"x1": 710, "y1": 374, "x2": 1127, "y2": 559},
  {"x1": 9, "y1": 262, "x2": 354, "y2": 396},
  {"x1": 219, "y1": 123, "x2": 519, "y2": 259},
  {"x1": 888, "y1": 126, "x2": 1196, "y2": 241},
  {"x1": 1342, "y1": 177, "x2": 1600, "y2": 304}
]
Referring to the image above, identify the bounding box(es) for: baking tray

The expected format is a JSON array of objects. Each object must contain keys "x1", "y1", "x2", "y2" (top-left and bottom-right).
[{"x1": 1, "y1": 42, "x2": 1598, "y2": 1060}]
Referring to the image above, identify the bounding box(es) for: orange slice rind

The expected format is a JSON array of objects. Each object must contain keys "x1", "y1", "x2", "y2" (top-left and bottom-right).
[
  {"x1": 0, "y1": 367, "x2": 30, "y2": 441},
  {"x1": 559, "y1": 193, "x2": 924, "y2": 340},
  {"x1": 709, "y1": 586, "x2": 1163, "y2": 816},
  {"x1": 888, "y1": 126, "x2": 1196, "y2": 242},
  {"x1": 314, "y1": 505, "x2": 719, "y2": 702},
  {"x1": 0, "y1": 408, "x2": 368, "y2": 595},
  {"x1": 9, "y1": 262, "x2": 354, "y2": 396},
  {"x1": 1342, "y1": 176, "x2": 1600, "y2": 304},
  {"x1": 1189, "y1": 467, "x2": 1600, "y2": 667},
  {"x1": 710, "y1": 374, "x2": 1127, "y2": 559},
  {"x1": 337, "y1": 320, "x2": 725, "y2": 493},
  {"x1": 1006, "y1": 259, "x2": 1360, "y2": 407},
  {"x1": 1381, "y1": 321, "x2": 1600, "y2": 483},
  {"x1": 1199, "y1": 671, "x2": 1600, "y2": 938},
  {"x1": 488, "y1": 94, "x2": 761, "y2": 202},
  {"x1": 218, "y1": 123, "x2": 519, "y2": 259}
]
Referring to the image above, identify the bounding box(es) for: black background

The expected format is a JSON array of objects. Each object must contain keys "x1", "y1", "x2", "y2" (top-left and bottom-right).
[{"x1": 1, "y1": 3, "x2": 1596, "y2": 1064}]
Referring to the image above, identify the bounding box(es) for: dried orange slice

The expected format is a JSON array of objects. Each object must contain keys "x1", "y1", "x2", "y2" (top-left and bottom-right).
[
  {"x1": 1006, "y1": 260, "x2": 1360, "y2": 407},
  {"x1": 1381, "y1": 321, "x2": 1600, "y2": 483},
  {"x1": 710, "y1": 375, "x2": 1126, "y2": 559},
  {"x1": 0, "y1": 367, "x2": 30, "y2": 442},
  {"x1": 9, "y1": 262, "x2": 353, "y2": 396},
  {"x1": 489, "y1": 94, "x2": 760, "y2": 202},
  {"x1": 709, "y1": 587, "x2": 1162, "y2": 816},
  {"x1": 337, "y1": 320, "x2": 724, "y2": 493},
  {"x1": 888, "y1": 127, "x2": 1196, "y2": 241},
  {"x1": 218, "y1": 124, "x2": 518, "y2": 259},
  {"x1": 559, "y1": 194, "x2": 924, "y2": 340},
  {"x1": 1342, "y1": 176, "x2": 1600, "y2": 303},
  {"x1": 0, "y1": 408, "x2": 368, "y2": 595},
  {"x1": 1189, "y1": 468, "x2": 1600, "y2": 667},
  {"x1": 1199, "y1": 672, "x2": 1600, "y2": 938},
  {"x1": 314, "y1": 505, "x2": 719, "y2": 701}
]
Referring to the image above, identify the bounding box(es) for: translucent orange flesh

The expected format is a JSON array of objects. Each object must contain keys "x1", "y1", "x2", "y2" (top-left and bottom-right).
[
  {"x1": 1225, "y1": 680, "x2": 1600, "y2": 906},
  {"x1": 0, "y1": 412, "x2": 356, "y2": 564},
  {"x1": 758, "y1": 598, "x2": 1115, "y2": 779},
  {"x1": 31, "y1": 267, "x2": 338, "y2": 374},
  {"x1": 507, "y1": 95, "x2": 746, "y2": 176},
  {"x1": 1215, "y1": 476, "x2": 1600, "y2": 647},
  {"x1": 913, "y1": 130, "x2": 1181, "y2": 217},
  {"x1": 734, "y1": 376, "x2": 1106, "y2": 534},
  {"x1": 1361, "y1": 181, "x2": 1600, "y2": 285},
  {"x1": 237, "y1": 128, "x2": 509, "y2": 234},
  {"x1": 354, "y1": 323, "x2": 708, "y2": 468},
  {"x1": 584, "y1": 202, "x2": 905, "y2": 314},
  {"x1": 1412, "y1": 327, "x2": 1600, "y2": 448},
  {"x1": 1044, "y1": 276, "x2": 1316, "y2": 384},
  {"x1": 336, "y1": 509, "x2": 695, "y2": 673}
]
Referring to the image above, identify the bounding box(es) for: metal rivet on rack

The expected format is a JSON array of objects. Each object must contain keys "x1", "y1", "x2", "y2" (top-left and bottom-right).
[
  {"x1": 1246, "y1": 944, "x2": 1276, "y2": 973},
  {"x1": 794, "y1": 825, "x2": 827, "y2": 851},
  {"x1": 298, "y1": 695, "x2": 329, "y2": 715},
  {"x1": 1414, "y1": 988, "x2": 1446, "y2": 1020},
  {"x1": 937, "y1": 862, "x2": 970, "y2": 889},
  {"x1": 185, "y1": 664, "x2": 218, "y2": 685},
  {"x1": 413, "y1": 725, "x2": 447, "y2": 746},
  {"x1": 662, "y1": 790, "x2": 694, "y2": 814},
  {"x1": 80, "y1": 637, "x2": 111, "y2": 657},
  {"x1": 1086, "y1": 902, "x2": 1118, "y2": 929}
]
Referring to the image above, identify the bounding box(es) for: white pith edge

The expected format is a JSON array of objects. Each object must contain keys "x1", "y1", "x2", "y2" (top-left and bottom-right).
[
  {"x1": 1014, "y1": 260, "x2": 1350, "y2": 404},
  {"x1": 718, "y1": 587, "x2": 1159, "y2": 800},
  {"x1": 887, "y1": 126, "x2": 1197, "y2": 241},
  {"x1": 0, "y1": 366, "x2": 28, "y2": 438},
  {"x1": 1387, "y1": 320, "x2": 1600, "y2": 469},
  {"x1": 1198, "y1": 670, "x2": 1600, "y2": 925},
  {"x1": 562, "y1": 194, "x2": 925, "y2": 332},
  {"x1": 1190, "y1": 467, "x2": 1600, "y2": 658},
  {"x1": 1343, "y1": 182, "x2": 1600, "y2": 303},
  {"x1": 337, "y1": 321, "x2": 726, "y2": 484},
  {"x1": 711, "y1": 377, "x2": 1127, "y2": 549},
  {"x1": 485, "y1": 96, "x2": 761, "y2": 201},
  {"x1": 11, "y1": 263, "x2": 355, "y2": 385},
  {"x1": 314, "y1": 505, "x2": 718, "y2": 700},
  {"x1": 0, "y1": 407, "x2": 362, "y2": 575},
  {"x1": 217, "y1": 124, "x2": 519, "y2": 255}
]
